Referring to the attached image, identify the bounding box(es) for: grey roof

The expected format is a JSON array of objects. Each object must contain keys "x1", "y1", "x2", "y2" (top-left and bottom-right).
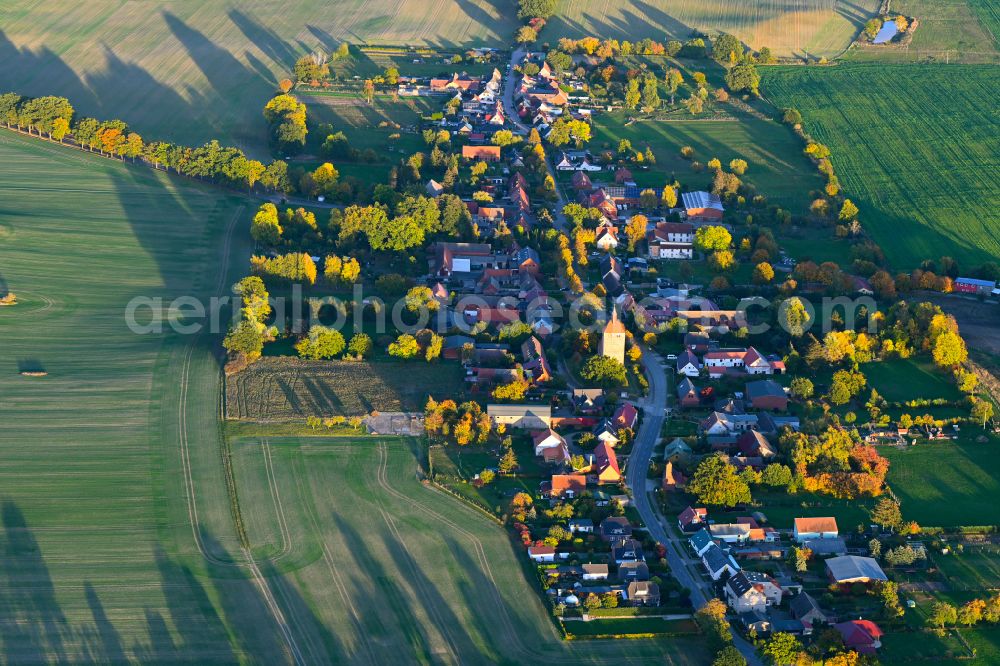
[
  {"x1": 803, "y1": 537, "x2": 848, "y2": 555},
  {"x1": 618, "y1": 561, "x2": 650, "y2": 581},
  {"x1": 826, "y1": 555, "x2": 887, "y2": 582},
  {"x1": 681, "y1": 190, "x2": 724, "y2": 212},
  {"x1": 727, "y1": 571, "x2": 753, "y2": 597},
  {"x1": 703, "y1": 544, "x2": 740, "y2": 574},
  {"x1": 487, "y1": 404, "x2": 551, "y2": 418},
  {"x1": 677, "y1": 377, "x2": 697, "y2": 398},
  {"x1": 569, "y1": 518, "x2": 593, "y2": 527},
  {"x1": 746, "y1": 379, "x2": 786, "y2": 400},
  {"x1": 689, "y1": 528, "x2": 713, "y2": 552},
  {"x1": 582, "y1": 563, "x2": 609, "y2": 575},
  {"x1": 790, "y1": 592, "x2": 824, "y2": 619}
]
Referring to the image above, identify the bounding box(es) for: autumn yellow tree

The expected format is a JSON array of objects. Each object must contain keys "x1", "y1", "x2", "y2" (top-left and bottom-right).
[{"x1": 624, "y1": 214, "x2": 648, "y2": 251}]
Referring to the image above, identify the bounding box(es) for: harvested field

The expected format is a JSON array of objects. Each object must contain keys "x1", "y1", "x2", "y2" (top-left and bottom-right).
[
  {"x1": 761, "y1": 64, "x2": 1000, "y2": 269},
  {"x1": 226, "y1": 357, "x2": 465, "y2": 420},
  {"x1": 545, "y1": 0, "x2": 880, "y2": 58}
]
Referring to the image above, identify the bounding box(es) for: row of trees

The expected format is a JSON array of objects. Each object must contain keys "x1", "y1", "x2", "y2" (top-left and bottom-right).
[{"x1": 0, "y1": 91, "x2": 294, "y2": 195}]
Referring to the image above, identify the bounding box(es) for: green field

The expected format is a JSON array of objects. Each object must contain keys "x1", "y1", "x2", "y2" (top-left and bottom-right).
[
  {"x1": 885, "y1": 437, "x2": 1000, "y2": 528},
  {"x1": 844, "y1": 0, "x2": 1000, "y2": 64},
  {"x1": 226, "y1": 357, "x2": 465, "y2": 420},
  {"x1": 761, "y1": 64, "x2": 1000, "y2": 270},
  {"x1": 864, "y1": 358, "x2": 963, "y2": 403},
  {"x1": 544, "y1": 0, "x2": 880, "y2": 58},
  {"x1": 592, "y1": 110, "x2": 824, "y2": 212},
  {"x1": 228, "y1": 436, "x2": 713, "y2": 663},
  {"x1": 934, "y1": 546, "x2": 1000, "y2": 592},
  {"x1": 0, "y1": 1, "x2": 514, "y2": 155},
  {"x1": 0, "y1": 130, "x2": 285, "y2": 659}
]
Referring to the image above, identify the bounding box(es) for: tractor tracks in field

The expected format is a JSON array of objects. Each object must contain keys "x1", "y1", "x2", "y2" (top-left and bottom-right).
[{"x1": 173, "y1": 205, "x2": 308, "y2": 666}]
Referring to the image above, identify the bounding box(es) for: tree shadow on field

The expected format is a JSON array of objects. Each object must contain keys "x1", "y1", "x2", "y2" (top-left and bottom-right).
[
  {"x1": 330, "y1": 514, "x2": 432, "y2": 663},
  {"x1": 0, "y1": 501, "x2": 69, "y2": 663},
  {"x1": 227, "y1": 10, "x2": 300, "y2": 72}
]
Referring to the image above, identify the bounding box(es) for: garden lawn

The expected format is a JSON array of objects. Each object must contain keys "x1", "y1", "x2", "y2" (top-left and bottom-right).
[
  {"x1": 591, "y1": 111, "x2": 823, "y2": 212},
  {"x1": 863, "y1": 358, "x2": 963, "y2": 403},
  {"x1": 933, "y1": 546, "x2": 1000, "y2": 592},
  {"x1": 884, "y1": 436, "x2": 1000, "y2": 528},
  {"x1": 564, "y1": 617, "x2": 700, "y2": 637},
  {"x1": 761, "y1": 64, "x2": 1000, "y2": 269}
]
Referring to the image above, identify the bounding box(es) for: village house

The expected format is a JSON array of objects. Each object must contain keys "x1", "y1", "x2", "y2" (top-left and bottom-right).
[
  {"x1": 568, "y1": 518, "x2": 594, "y2": 534},
  {"x1": 803, "y1": 537, "x2": 848, "y2": 557},
  {"x1": 663, "y1": 437, "x2": 693, "y2": 462},
  {"x1": 793, "y1": 517, "x2": 839, "y2": 543},
  {"x1": 613, "y1": 402, "x2": 638, "y2": 430},
  {"x1": 430, "y1": 72, "x2": 483, "y2": 92},
  {"x1": 619, "y1": 561, "x2": 650, "y2": 582},
  {"x1": 549, "y1": 473, "x2": 587, "y2": 498},
  {"x1": 592, "y1": 441, "x2": 622, "y2": 484},
  {"x1": 488, "y1": 404, "x2": 551, "y2": 429},
  {"x1": 678, "y1": 506, "x2": 708, "y2": 532},
  {"x1": 595, "y1": 223, "x2": 619, "y2": 251},
  {"x1": 593, "y1": 420, "x2": 620, "y2": 447},
  {"x1": 702, "y1": 544, "x2": 741, "y2": 580},
  {"x1": 582, "y1": 563, "x2": 609, "y2": 580},
  {"x1": 571, "y1": 388, "x2": 605, "y2": 413},
  {"x1": 571, "y1": 170, "x2": 592, "y2": 191},
  {"x1": 647, "y1": 221, "x2": 695, "y2": 259},
  {"x1": 689, "y1": 528, "x2": 714, "y2": 557},
  {"x1": 710, "y1": 523, "x2": 752, "y2": 544},
  {"x1": 737, "y1": 430, "x2": 777, "y2": 458},
  {"x1": 700, "y1": 411, "x2": 759, "y2": 436},
  {"x1": 528, "y1": 545, "x2": 556, "y2": 562},
  {"x1": 520, "y1": 336, "x2": 552, "y2": 383},
  {"x1": 532, "y1": 428, "x2": 567, "y2": 458},
  {"x1": 725, "y1": 571, "x2": 783, "y2": 613},
  {"x1": 835, "y1": 620, "x2": 884, "y2": 654},
  {"x1": 745, "y1": 379, "x2": 789, "y2": 411},
  {"x1": 600, "y1": 516, "x2": 633, "y2": 542},
  {"x1": 510, "y1": 246, "x2": 541, "y2": 276},
  {"x1": 600, "y1": 254, "x2": 624, "y2": 296},
  {"x1": 826, "y1": 556, "x2": 888, "y2": 585},
  {"x1": 626, "y1": 581, "x2": 660, "y2": 607},
  {"x1": 681, "y1": 190, "x2": 724, "y2": 219},
  {"x1": 677, "y1": 350, "x2": 700, "y2": 377},
  {"x1": 429, "y1": 242, "x2": 497, "y2": 277},
  {"x1": 677, "y1": 377, "x2": 702, "y2": 410},
  {"x1": 790, "y1": 593, "x2": 828, "y2": 634},
  {"x1": 612, "y1": 539, "x2": 644, "y2": 565}
]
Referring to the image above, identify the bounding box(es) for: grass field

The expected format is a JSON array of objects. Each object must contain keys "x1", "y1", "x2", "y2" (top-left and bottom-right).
[
  {"x1": 864, "y1": 358, "x2": 963, "y2": 403},
  {"x1": 761, "y1": 63, "x2": 1000, "y2": 269},
  {"x1": 591, "y1": 110, "x2": 824, "y2": 212},
  {"x1": 227, "y1": 436, "x2": 713, "y2": 663},
  {"x1": 544, "y1": 0, "x2": 880, "y2": 58},
  {"x1": 0, "y1": 1, "x2": 514, "y2": 155},
  {"x1": 0, "y1": 130, "x2": 293, "y2": 660},
  {"x1": 885, "y1": 436, "x2": 1000, "y2": 528},
  {"x1": 226, "y1": 357, "x2": 465, "y2": 420},
  {"x1": 844, "y1": 0, "x2": 1000, "y2": 64}
]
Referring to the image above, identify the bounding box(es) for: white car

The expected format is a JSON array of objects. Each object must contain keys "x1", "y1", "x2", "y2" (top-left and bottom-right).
[{"x1": 666, "y1": 354, "x2": 677, "y2": 361}]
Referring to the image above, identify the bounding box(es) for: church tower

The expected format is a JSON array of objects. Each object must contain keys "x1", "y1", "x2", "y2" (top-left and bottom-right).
[{"x1": 598, "y1": 307, "x2": 626, "y2": 364}]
